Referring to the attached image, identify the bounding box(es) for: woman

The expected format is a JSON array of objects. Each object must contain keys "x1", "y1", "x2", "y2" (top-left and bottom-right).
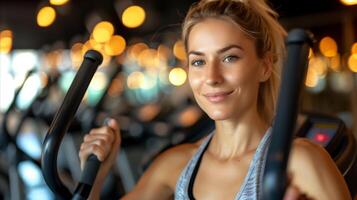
[{"x1": 79, "y1": 0, "x2": 352, "y2": 199}]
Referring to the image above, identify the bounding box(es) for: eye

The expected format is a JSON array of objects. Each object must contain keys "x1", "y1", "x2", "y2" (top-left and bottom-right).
[
  {"x1": 223, "y1": 55, "x2": 239, "y2": 63},
  {"x1": 191, "y1": 59, "x2": 206, "y2": 67}
]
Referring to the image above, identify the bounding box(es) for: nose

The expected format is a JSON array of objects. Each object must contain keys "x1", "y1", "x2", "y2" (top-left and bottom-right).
[{"x1": 205, "y1": 61, "x2": 223, "y2": 85}]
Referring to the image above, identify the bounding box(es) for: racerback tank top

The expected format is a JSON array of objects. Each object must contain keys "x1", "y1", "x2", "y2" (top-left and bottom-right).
[{"x1": 175, "y1": 128, "x2": 272, "y2": 200}]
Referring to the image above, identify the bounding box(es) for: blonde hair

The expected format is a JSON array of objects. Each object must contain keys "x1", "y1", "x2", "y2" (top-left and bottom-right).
[{"x1": 182, "y1": 0, "x2": 287, "y2": 124}]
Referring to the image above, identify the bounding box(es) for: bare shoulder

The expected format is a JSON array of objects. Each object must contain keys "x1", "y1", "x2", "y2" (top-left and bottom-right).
[
  {"x1": 288, "y1": 138, "x2": 351, "y2": 200},
  {"x1": 123, "y1": 138, "x2": 205, "y2": 200},
  {"x1": 151, "y1": 138, "x2": 206, "y2": 185},
  {"x1": 154, "y1": 142, "x2": 200, "y2": 173}
]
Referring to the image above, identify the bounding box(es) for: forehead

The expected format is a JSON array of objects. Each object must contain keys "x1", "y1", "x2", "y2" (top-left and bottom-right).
[{"x1": 187, "y1": 18, "x2": 255, "y2": 52}]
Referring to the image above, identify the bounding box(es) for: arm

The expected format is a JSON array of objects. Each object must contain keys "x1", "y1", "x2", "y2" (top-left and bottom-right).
[
  {"x1": 288, "y1": 138, "x2": 352, "y2": 200},
  {"x1": 79, "y1": 119, "x2": 190, "y2": 200}
]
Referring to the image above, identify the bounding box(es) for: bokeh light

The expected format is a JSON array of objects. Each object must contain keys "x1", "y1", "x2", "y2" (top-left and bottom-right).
[
  {"x1": 37, "y1": 6, "x2": 56, "y2": 27},
  {"x1": 173, "y1": 40, "x2": 186, "y2": 61},
  {"x1": 351, "y1": 42, "x2": 357, "y2": 54},
  {"x1": 169, "y1": 67, "x2": 187, "y2": 86},
  {"x1": 319, "y1": 36, "x2": 337, "y2": 57},
  {"x1": 348, "y1": 54, "x2": 357, "y2": 72},
  {"x1": 104, "y1": 35, "x2": 126, "y2": 56},
  {"x1": 0, "y1": 30, "x2": 13, "y2": 53},
  {"x1": 92, "y1": 21, "x2": 114, "y2": 43},
  {"x1": 340, "y1": 0, "x2": 357, "y2": 5},
  {"x1": 127, "y1": 71, "x2": 145, "y2": 89},
  {"x1": 49, "y1": 0, "x2": 70, "y2": 6},
  {"x1": 122, "y1": 6, "x2": 146, "y2": 28}
]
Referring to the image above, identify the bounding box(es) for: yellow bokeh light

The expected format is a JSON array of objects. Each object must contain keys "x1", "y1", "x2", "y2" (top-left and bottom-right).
[
  {"x1": 0, "y1": 30, "x2": 12, "y2": 38},
  {"x1": 71, "y1": 43, "x2": 84, "y2": 69},
  {"x1": 138, "y1": 49, "x2": 157, "y2": 68},
  {"x1": 89, "y1": 38, "x2": 103, "y2": 51},
  {"x1": 309, "y1": 57, "x2": 327, "y2": 77},
  {"x1": 330, "y1": 54, "x2": 341, "y2": 72},
  {"x1": 0, "y1": 30, "x2": 13, "y2": 54},
  {"x1": 81, "y1": 41, "x2": 93, "y2": 56},
  {"x1": 104, "y1": 35, "x2": 126, "y2": 56},
  {"x1": 157, "y1": 44, "x2": 170, "y2": 62},
  {"x1": 305, "y1": 66, "x2": 319, "y2": 87},
  {"x1": 308, "y1": 48, "x2": 314, "y2": 59},
  {"x1": 122, "y1": 6, "x2": 146, "y2": 28},
  {"x1": 127, "y1": 71, "x2": 145, "y2": 89},
  {"x1": 50, "y1": 0, "x2": 70, "y2": 6},
  {"x1": 169, "y1": 67, "x2": 187, "y2": 86},
  {"x1": 37, "y1": 6, "x2": 56, "y2": 27},
  {"x1": 173, "y1": 40, "x2": 186, "y2": 61},
  {"x1": 340, "y1": 0, "x2": 357, "y2": 5},
  {"x1": 348, "y1": 54, "x2": 357, "y2": 72},
  {"x1": 351, "y1": 43, "x2": 357, "y2": 55},
  {"x1": 129, "y1": 43, "x2": 148, "y2": 60},
  {"x1": 92, "y1": 21, "x2": 114, "y2": 43},
  {"x1": 319, "y1": 36, "x2": 337, "y2": 57}
]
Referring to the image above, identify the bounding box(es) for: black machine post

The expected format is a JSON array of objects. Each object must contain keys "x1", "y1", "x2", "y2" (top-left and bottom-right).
[
  {"x1": 262, "y1": 29, "x2": 314, "y2": 200},
  {"x1": 41, "y1": 50, "x2": 103, "y2": 199}
]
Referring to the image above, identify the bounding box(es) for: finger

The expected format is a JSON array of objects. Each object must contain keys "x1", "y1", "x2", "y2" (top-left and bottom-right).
[
  {"x1": 89, "y1": 126, "x2": 115, "y2": 136},
  {"x1": 82, "y1": 138, "x2": 112, "y2": 154},
  {"x1": 284, "y1": 185, "x2": 300, "y2": 200},
  {"x1": 107, "y1": 118, "x2": 119, "y2": 132},
  {"x1": 105, "y1": 119, "x2": 121, "y2": 161},
  {"x1": 79, "y1": 143, "x2": 107, "y2": 170},
  {"x1": 84, "y1": 133, "x2": 114, "y2": 145}
]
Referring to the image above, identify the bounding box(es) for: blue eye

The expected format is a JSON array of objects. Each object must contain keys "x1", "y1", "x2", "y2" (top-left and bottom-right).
[
  {"x1": 223, "y1": 55, "x2": 239, "y2": 63},
  {"x1": 191, "y1": 59, "x2": 205, "y2": 66}
]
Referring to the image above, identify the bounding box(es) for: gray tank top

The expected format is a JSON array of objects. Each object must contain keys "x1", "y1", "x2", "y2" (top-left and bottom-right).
[{"x1": 175, "y1": 128, "x2": 272, "y2": 200}]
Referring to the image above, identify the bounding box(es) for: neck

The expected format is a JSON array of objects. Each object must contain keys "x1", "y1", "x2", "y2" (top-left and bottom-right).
[{"x1": 208, "y1": 108, "x2": 269, "y2": 160}]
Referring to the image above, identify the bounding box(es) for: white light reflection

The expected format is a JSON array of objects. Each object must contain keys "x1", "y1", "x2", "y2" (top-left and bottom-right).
[{"x1": 16, "y1": 73, "x2": 43, "y2": 110}]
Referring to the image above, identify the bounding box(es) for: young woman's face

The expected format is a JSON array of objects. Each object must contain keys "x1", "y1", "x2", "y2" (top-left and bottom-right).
[{"x1": 187, "y1": 18, "x2": 270, "y2": 121}]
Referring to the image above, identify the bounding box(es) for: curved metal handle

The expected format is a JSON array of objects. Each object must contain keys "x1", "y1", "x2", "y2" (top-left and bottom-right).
[
  {"x1": 41, "y1": 50, "x2": 103, "y2": 199},
  {"x1": 262, "y1": 29, "x2": 314, "y2": 200}
]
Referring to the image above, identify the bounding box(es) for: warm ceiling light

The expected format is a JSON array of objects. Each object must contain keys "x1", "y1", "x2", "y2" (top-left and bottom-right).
[
  {"x1": 37, "y1": 6, "x2": 56, "y2": 27},
  {"x1": 129, "y1": 43, "x2": 148, "y2": 59},
  {"x1": 92, "y1": 21, "x2": 114, "y2": 43},
  {"x1": 127, "y1": 71, "x2": 145, "y2": 89},
  {"x1": 122, "y1": 5, "x2": 146, "y2": 28},
  {"x1": 319, "y1": 36, "x2": 337, "y2": 57},
  {"x1": 49, "y1": 0, "x2": 70, "y2": 6},
  {"x1": 348, "y1": 54, "x2": 357, "y2": 72},
  {"x1": 0, "y1": 30, "x2": 13, "y2": 54},
  {"x1": 169, "y1": 67, "x2": 187, "y2": 86},
  {"x1": 340, "y1": 0, "x2": 357, "y2": 5},
  {"x1": 104, "y1": 35, "x2": 126, "y2": 56},
  {"x1": 173, "y1": 40, "x2": 186, "y2": 61},
  {"x1": 351, "y1": 43, "x2": 357, "y2": 54}
]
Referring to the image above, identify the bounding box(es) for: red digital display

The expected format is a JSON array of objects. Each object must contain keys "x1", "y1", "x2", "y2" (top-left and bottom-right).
[{"x1": 314, "y1": 132, "x2": 330, "y2": 143}]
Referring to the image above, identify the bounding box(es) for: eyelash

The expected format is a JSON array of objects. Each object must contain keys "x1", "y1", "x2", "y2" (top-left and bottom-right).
[
  {"x1": 223, "y1": 55, "x2": 239, "y2": 63},
  {"x1": 191, "y1": 59, "x2": 205, "y2": 66},
  {"x1": 190, "y1": 55, "x2": 239, "y2": 67}
]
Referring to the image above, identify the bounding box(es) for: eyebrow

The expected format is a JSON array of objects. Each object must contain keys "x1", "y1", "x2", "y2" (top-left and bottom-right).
[{"x1": 188, "y1": 44, "x2": 243, "y2": 56}]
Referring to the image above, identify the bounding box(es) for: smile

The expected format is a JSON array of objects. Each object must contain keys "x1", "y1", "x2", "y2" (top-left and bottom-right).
[{"x1": 203, "y1": 90, "x2": 234, "y2": 103}]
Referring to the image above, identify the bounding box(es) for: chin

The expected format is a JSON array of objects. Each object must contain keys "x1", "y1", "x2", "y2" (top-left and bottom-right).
[{"x1": 206, "y1": 110, "x2": 232, "y2": 121}]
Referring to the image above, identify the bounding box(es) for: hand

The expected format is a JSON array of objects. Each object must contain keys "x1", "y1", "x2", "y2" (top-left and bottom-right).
[
  {"x1": 79, "y1": 118, "x2": 121, "y2": 188},
  {"x1": 284, "y1": 185, "x2": 313, "y2": 200}
]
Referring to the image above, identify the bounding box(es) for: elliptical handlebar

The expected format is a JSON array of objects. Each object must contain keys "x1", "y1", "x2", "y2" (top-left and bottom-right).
[
  {"x1": 262, "y1": 29, "x2": 314, "y2": 200},
  {"x1": 41, "y1": 50, "x2": 103, "y2": 199}
]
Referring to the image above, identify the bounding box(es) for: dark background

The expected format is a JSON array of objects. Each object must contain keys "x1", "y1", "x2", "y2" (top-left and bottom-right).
[{"x1": 1, "y1": 0, "x2": 356, "y2": 49}]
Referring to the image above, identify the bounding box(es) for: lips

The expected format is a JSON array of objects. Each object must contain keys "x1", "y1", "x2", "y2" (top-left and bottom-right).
[{"x1": 203, "y1": 90, "x2": 234, "y2": 103}]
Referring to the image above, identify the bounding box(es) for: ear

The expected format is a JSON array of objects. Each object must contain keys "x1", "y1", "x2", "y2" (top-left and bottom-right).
[{"x1": 259, "y1": 52, "x2": 273, "y2": 82}]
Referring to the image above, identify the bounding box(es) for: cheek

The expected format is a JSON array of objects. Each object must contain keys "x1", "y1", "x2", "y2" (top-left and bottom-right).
[{"x1": 188, "y1": 72, "x2": 202, "y2": 91}]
